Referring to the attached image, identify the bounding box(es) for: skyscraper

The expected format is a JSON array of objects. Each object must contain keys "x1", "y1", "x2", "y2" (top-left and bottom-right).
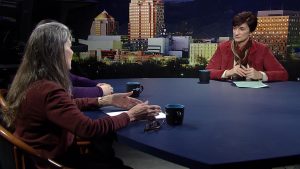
[
  {"x1": 252, "y1": 10, "x2": 300, "y2": 59},
  {"x1": 90, "y1": 10, "x2": 118, "y2": 36},
  {"x1": 189, "y1": 43, "x2": 218, "y2": 66},
  {"x1": 129, "y1": 0, "x2": 165, "y2": 50}
]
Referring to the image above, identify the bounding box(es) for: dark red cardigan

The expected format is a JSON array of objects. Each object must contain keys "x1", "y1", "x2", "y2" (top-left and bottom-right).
[{"x1": 14, "y1": 80, "x2": 129, "y2": 160}]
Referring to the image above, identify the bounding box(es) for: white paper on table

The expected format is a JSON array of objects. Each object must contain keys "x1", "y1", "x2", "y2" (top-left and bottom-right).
[
  {"x1": 233, "y1": 81, "x2": 269, "y2": 88},
  {"x1": 106, "y1": 111, "x2": 166, "y2": 119}
]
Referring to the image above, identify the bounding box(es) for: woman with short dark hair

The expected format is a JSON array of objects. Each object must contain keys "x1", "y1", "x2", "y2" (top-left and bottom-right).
[{"x1": 206, "y1": 11, "x2": 288, "y2": 81}]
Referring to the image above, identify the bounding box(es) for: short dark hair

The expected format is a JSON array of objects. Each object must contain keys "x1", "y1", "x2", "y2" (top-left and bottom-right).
[{"x1": 232, "y1": 11, "x2": 257, "y2": 32}]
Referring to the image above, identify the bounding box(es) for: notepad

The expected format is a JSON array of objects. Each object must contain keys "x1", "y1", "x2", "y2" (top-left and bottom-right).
[
  {"x1": 106, "y1": 111, "x2": 166, "y2": 119},
  {"x1": 233, "y1": 81, "x2": 268, "y2": 88}
]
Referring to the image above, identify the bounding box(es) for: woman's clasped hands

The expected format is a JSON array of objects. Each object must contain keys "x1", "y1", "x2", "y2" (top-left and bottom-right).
[{"x1": 226, "y1": 64, "x2": 263, "y2": 80}]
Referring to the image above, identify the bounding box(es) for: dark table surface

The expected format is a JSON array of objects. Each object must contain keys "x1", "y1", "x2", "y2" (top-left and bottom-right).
[{"x1": 85, "y1": 78, "x2": 300, "y2": 169}]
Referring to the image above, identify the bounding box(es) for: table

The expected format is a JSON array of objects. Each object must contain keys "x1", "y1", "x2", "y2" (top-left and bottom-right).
[{"x1": 86, "y1": 78, "x2": 300, "y2": 169}]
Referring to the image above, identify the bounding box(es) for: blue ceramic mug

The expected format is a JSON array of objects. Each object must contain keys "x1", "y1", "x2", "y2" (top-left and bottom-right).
[
  {"x1": 199, "y1": 70, "x2": 210, "y2": 84},
  {"x1": 165, "y1": 104, "x2": 184, "y2": 125},
  {"x1": 126, "y1": 82, "x2": 144, "y2": 98}
]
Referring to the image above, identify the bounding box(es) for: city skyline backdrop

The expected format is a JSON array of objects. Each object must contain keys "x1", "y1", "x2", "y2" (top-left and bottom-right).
[{"x1": 65, "y1": 0, "x2": 300, "y2": 39}]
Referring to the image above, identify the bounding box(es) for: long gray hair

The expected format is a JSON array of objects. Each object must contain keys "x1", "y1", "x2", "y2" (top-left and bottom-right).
[{"x1": 4, "y1": 22, "x2": 72, "y2": 127}]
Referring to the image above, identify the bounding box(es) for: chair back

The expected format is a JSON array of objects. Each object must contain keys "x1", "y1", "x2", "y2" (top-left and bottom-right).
[
  {"x1": 0, "y1": 93, "x2": 8, "y2": 114},
  {"x1": 0, "y1": 93, "x2": 67, "y2": 169}
]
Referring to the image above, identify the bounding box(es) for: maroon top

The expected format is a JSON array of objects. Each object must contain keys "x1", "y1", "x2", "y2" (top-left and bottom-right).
[
  {"x1": 206, "y1": 40, "x2": 288, "y2": 81},
  {"x1": 14, "y1": 80, "x2": 130, "y2": 159}
]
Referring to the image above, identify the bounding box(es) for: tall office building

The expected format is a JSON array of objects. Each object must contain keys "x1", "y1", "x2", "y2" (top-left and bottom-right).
[
  {"x1": 189, "y1": 43, "x2": 218, "y2": 66},
  {"x1": 252, "y1": 10, "x2": 300, "y2": 58},
  {"x1": 129, "y1": 0, "x2": 165, "y2": 50},
  {"x1": 90, "y1": 10, "x2": 118, "y2": 36}
]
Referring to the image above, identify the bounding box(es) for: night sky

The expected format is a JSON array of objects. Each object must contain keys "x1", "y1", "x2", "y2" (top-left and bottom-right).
[{"x1": 31, "y1": 0, "x2": 300, "y2": 39}]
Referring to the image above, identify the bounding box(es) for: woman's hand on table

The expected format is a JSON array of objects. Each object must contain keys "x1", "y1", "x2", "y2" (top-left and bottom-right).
[
  {"x1": 126, "y1": 101, "x2": 161, "y2": 122},
  {"x1": 100, "y1": 92, "x2": 142, "y2": 109}
]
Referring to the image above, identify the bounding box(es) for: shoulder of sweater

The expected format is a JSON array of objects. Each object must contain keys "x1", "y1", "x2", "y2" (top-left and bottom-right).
[
  {"x1": 24, "y1": 80, "x2": 74, "y2": 111},
  {"x1": 27, "y1": 80, "x2": 67, "y2": 97},
  {"x1": 218, "y1": 40, "x2": 231, "y2": 49},
  {"x1": 218, "y1": 40, "x2": 268, "y2": 48},
  {"x1": 252, "y1": 40, "x2": 268, "y2": 48},
  {"x1": 31, "y1": 80, "x2": 62, "y2": 89},
  {"x1": 250, "y1": 40, "x2": 269, "y2": 54}
]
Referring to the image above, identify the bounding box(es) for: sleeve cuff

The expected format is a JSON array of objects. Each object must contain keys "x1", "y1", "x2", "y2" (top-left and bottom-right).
[
  {"x1": 260, "y1": 71, "x2": 268, "y2": 82},
  {"x1": 221, "y1": 70, "x2": 228, "y2": 78}
]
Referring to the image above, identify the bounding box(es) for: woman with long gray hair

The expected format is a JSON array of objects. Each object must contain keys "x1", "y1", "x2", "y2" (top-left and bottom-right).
[{"x1": 3, "y1": 21, "x2": 161, "y2": 169}]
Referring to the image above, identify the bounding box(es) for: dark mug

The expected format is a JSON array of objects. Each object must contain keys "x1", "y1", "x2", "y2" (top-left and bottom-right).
[
  {"x1": 165, "y1": 104, "x2": 184, "y2": 126},
  {"x1": 126, "y1": 82, "x2": 144, "y2": 98},
  {"x1": 199, "y1": 70, "x2": 210, "y2": 84}
]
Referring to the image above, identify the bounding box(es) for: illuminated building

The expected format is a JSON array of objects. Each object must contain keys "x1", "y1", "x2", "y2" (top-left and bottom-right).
[
  {"x1": 189, "y1": 43, "x2": 218, "y2": 66},
  {"x1": 252, "y1": 10, "x2": 300, "y2": 58},
  {"x1": 171, "y1": 36, "x2": 193, "y2": 58},
  {"x1": 90, "y1": 10, "x2": 118, "y2": 36},
  {"x1": 79, "y1": 35, "x2": 123, "y2": 60},
  {"x1": 147, "y1": 37, "x2": 169, "y2": 54},
  {"x1": 129, "y1": 0, "x2": 165, "y2": 50}
]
